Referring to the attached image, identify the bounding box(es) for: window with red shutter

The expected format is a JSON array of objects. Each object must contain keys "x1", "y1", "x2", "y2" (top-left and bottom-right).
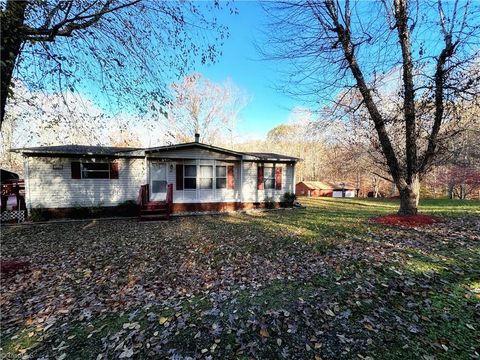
[
  {"x1": 110, "y1": 161, "x2": 119, "y2": 179},
  {"x1": 81, "y1": 163, "x2": 110, "y2": 178},
  {"x1": 227, "y1": 165, "x2": 235, "y2": 189},
  {"x1": 257, "y1": 165, "x2": 264, "y2": 190},
  {"x1": 275, "y1": 166, "x2": 283, "y2": 190},
  {"x1": 215, "y1": 166, "x2": 226, "y2": 189},
  {"x1": 264, "y1": 165, "x2": 275, "y2": 189},
  {"x1": 71, "y1": 162, "x2": 81, "y2": 179},
  {"x1": 176, "y1": 164, "x2": 184, "y2": 190}
]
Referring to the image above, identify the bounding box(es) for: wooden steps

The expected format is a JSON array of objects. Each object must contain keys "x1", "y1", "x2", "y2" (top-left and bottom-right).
[
  {"x1": 138, "y1": 184, "x2": 173, "y2": 221},
  {"x1": 139, "y1": 201, "x2": 170, "y2": 221}
]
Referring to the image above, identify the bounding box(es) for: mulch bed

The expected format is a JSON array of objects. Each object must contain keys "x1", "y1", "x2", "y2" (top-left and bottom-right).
[{"x1": 369, "y1": 213, "x2": 442, "y2": 227}]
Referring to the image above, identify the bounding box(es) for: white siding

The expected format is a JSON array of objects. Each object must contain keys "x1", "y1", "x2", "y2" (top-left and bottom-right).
[
  {"x1": 241, "y1": 162, "x2": 295, "y2": 203},
  {"x1": 26, "y1": 157, "x2": 146, "y2": 209},
  {"x1": 241, "y1": 161, "x2": 259, "y2": 202},
  {"x1": 333, "y1": 190, "x2": 355, "y2": 198}
]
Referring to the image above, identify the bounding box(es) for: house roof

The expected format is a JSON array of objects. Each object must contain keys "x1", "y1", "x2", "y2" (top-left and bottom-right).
[
  {"x1": 243, "y1": 152, "x2": 300, "y2": 162},
  {"x1": 299, "y1": 181, "x2": 358, "y2": 190},
  {"x1": 11, "y1": 144, "x2": 140, "y2": 156},
  {"x1": 12, "y1": 143, "x2": 299, "y2": 162},
  {"x1": 1, "y1": 169, "x2": 19, "y2": 182},
  {"x1": 301, "y1": 181, "x2": 334, "y2": 190},
  {"x1": 141, "y1": 142, "x2": 246, "y2": 157}
]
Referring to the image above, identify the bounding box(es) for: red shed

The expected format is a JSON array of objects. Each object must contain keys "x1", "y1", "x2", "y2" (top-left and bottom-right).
[{"x1": 296, "y1": 181, "x2": 358, "y2": 197}]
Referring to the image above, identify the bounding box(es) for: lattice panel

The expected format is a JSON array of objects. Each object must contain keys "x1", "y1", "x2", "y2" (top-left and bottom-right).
[{"x1": 0, "y1": 210, "x2": 26, "y2": 223}]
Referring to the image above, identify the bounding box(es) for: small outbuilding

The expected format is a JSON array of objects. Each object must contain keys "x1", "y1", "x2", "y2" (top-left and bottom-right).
[{"x1": 296, "y1": 181, "x2": 358, "y2": 198}]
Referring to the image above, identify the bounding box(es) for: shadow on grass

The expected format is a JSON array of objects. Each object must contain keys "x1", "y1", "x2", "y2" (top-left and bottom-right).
[{"x1": 2, "y1": 198, "x2": 479, "y2": 359}]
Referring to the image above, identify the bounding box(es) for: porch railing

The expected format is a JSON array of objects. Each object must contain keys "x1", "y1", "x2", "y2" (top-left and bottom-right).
[
  {"x1": 166, "y1": 183, "x2": 173, "y2": 214},
  {"x1": 1, "y1": 179, "x2": 26, "y2": 212},
  {"x1": 139, "y1": 184, "x2": 149, "y2": 208},
  {"x1": 139, "y1": 183, "x2": 173, "y2": 216}
]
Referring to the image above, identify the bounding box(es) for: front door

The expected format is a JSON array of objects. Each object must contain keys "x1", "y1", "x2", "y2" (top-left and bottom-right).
[{"x1": 150, "y1": 162, "x2": 167, "y2": 201}]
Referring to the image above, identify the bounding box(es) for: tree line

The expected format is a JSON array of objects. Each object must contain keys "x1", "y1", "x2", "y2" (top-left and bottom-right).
[{"x1": 2, "y1": 0, "x2": 479, "y2": 213}]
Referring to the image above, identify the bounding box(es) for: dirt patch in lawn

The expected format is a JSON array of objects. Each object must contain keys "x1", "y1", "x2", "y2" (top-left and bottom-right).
[{"x1": 369, "y1": 213, "x2": 442, "y2": 227}]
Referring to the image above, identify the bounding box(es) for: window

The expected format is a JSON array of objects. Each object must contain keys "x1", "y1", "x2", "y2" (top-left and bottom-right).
[
  {"x1": 184, "y1": 165, "x2": 197, "y2": 189},
  {"x1": 264, "y1": 165, "x2": 275, "y2": 189},
  {"x1": 82, "y1": 163, "x2": 110, "y2": 179},
  {"x1": 152, "y1": 181, "x2": 167, "y2": 193},
  {"x1": 216, "y1": 166, "x2": 227, "y2": 189},
  {"x1": 199, "y1": 165, "x2": 213, "y2": 189}
]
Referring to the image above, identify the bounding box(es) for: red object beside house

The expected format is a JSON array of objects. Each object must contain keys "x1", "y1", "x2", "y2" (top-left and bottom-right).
[
  {"x1": 1, "y1": 169, "x2": 26, "y2": 213},
  {"x1": 0, "y1": 260, "x2": 31, "y2": 275}
]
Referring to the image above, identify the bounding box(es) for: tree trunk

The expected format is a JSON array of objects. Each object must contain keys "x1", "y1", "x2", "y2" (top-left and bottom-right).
[
  {"x1": 372, "y1": 176, "x2": 380, "y2": 198},
  {"x1": 0, "y1": 0, "x2": 28, "y2": 128},
  {"x1": 398, "y1": 176, "x2": 420, "y2": 215}
]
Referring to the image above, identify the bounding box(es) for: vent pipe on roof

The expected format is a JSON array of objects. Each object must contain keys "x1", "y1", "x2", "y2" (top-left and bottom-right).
[{"x1": 194, "y1": 133, "x2": 200, "y2": 143}]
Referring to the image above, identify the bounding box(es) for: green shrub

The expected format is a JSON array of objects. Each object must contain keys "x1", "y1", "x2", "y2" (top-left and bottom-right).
[
  {"x1": 116, "y1": 200, "x2": 138, "y2": 216},
  {"x1": 70, "y1": 203, "x2": 91, "y2": 219},
  {"x1": 264, "y1": 196, "x2": 275, "y2": 209},
  {"x1": 30, "y1": 206, "x2": 52, "y2": 222},
  {"x1": 281, "y1": 192, "x2": 297, "y2": 207}
]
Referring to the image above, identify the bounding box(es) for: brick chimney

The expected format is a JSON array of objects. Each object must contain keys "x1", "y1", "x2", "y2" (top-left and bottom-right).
[{"x1": 194, "y1": 133, "x2": 200, "y2": 143}]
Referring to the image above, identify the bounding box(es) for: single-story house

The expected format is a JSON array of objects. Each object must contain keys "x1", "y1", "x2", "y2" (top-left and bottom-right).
[
  {"x1": 12, "y1": 135, "x2": 299, "y2": 218},
  {"x1": 295, "y1": 181, "x2": 359, "y2": 198}
]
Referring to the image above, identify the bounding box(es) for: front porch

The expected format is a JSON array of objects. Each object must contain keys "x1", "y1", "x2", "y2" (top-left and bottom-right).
[{"x1": 138, "y1": 183, "x2": 173, "y2": 221}]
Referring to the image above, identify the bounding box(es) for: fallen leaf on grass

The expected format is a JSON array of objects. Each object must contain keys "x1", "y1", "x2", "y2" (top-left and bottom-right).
[
  {"x1": 324, "y1": 309, "x2": 335, "y2": 317},
  {"x1": 119, "y1": 347, "x2": 133, "y2": 358}
]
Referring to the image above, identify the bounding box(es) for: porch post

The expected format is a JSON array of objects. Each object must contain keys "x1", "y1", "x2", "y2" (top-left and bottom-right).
[
  {"x1": 240, "y1": 159, "x2": 244, "y2": 203},
  {"x1": 145, "y1": 154, "x2": 149, "y2": 186},
  {"x1": 24, "y1": 156, "x2": 32, "y2": 217},
  {"x1": 292, "y1": 162, "x2": 296, "y2": 193}
]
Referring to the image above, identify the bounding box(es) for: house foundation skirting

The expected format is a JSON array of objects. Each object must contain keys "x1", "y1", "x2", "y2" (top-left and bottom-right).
[
  {"x1": 28, "y1": 204, "x2": 138, "y2": 221},
  {"x1": 171, "y1": 201, "x2": 281, "y2": 213}
]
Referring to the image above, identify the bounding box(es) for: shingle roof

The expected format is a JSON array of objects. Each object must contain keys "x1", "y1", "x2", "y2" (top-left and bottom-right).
[
  {"x1": 300, "y1": 181, "x2": 358, "y2": 190},
  {"x1": 301, "y1": 181, "x2": 334, "y2": 189},
  {"x1": 12, "y1": 143, "x2": 299, "y2": 162},
  {"x1": 243, "y1": 152, "x2": 301, "y2": 161},
  {"x1": 11, "y1": 144, "x2": 140, "y2": 156},
  {"x1": 1, "y1": 169, "x2": 19, "y2": 181}
]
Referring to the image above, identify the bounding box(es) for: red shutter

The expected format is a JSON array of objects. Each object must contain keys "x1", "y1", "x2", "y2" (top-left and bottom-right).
[
  {"x1": 257, "y1": 165, "x2": 264, "y2": 190},
  {"x1": 227, "y1": 165, "x2": 235, "y2": 189},
  {"x1": 71, "y1": 161, "x2": 81, "y2": 179},
  {"x1": 275, "y1": 166, "x2": 283, "y2": 190},
  {"x1": 110, "y1": 161, "x2": 119, "y2": 179},
  {"x1": 176, "y1": 164, "x2": 184, "y2": 190}
]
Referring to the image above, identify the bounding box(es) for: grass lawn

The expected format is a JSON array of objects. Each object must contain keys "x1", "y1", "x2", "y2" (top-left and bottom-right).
[{"x1": 1, "y1": 198, "x2": 479, "y2": 359}]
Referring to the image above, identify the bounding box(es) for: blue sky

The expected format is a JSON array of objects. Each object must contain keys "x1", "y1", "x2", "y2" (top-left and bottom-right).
[{"x1": 196, "y1": 1, "x2": 300, "y2": 138}]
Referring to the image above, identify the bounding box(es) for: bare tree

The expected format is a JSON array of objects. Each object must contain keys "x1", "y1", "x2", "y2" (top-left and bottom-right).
[
  {"x1": 167, "y1": 73, "x2": 249, "y2": 145},
  {"x1": 261, "y1": 0, "x2": 480, "y2": 214},
  {"x1": 1, "y1": 0, "x2": 232, "y2": 128}
]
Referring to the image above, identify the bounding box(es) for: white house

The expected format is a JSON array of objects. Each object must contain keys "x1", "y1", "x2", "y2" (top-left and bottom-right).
[{"x1": 13, "y1": 135, "x2": 298, "y2": 218}]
